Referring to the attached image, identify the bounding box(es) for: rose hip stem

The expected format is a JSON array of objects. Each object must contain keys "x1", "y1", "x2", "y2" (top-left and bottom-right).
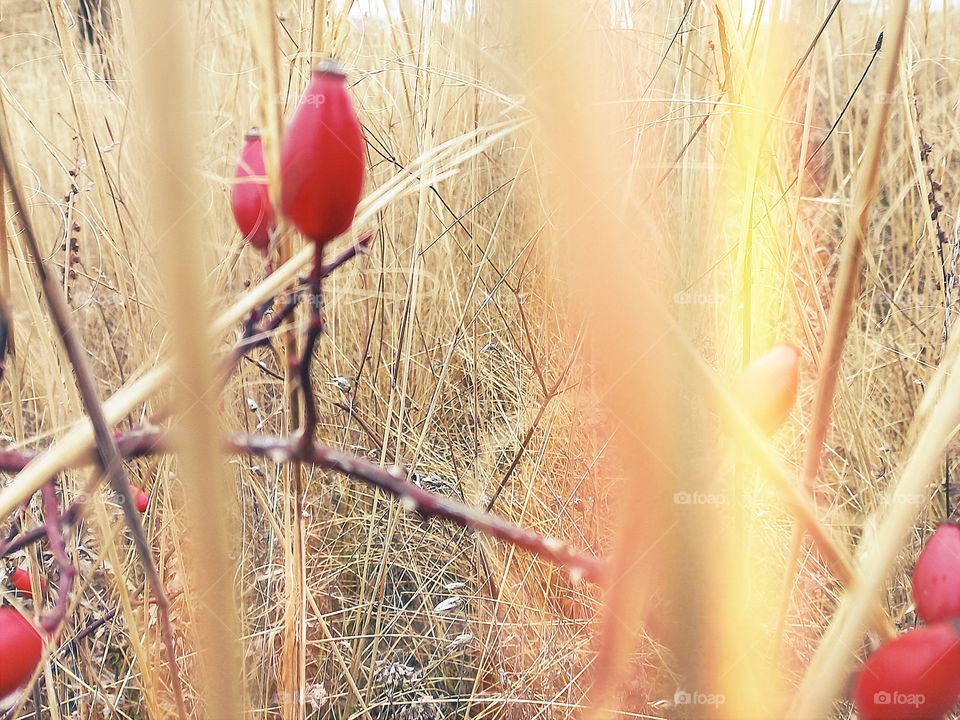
[{"x1": 296, "y1": 267, "x2": 324, "y2": 445}]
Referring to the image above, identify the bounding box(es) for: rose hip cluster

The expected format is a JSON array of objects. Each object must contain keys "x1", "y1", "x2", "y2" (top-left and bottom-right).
[
  {"x1": 231, "y1": 58, "x2": 365, "y2": 270},
  {"x1": 854, "y1": 524, "x2": 960, "y2": 719}
]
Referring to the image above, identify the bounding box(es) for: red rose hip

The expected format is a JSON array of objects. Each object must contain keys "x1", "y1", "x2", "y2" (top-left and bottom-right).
[
  {"x1": 913, "y1": 522, "x2": 960, "y2": 623},
  {"x1": 8, "y1": 568, "x2": 44, "y2": 599},
  {"x1": 231, "y1": 127, "x2": 275, "y2": 253},
  {"x1": 853, "y1": 621, "x2": 960, "y2": 720},
  {"x1": 733, "y1": 343, "x2": 800, "y2": 435},
  {"x1": 0, "y1": 607, "x2": 43, "y2": 698},
  {"x1": 128, "y1": 484, "x2": 149, "y2": 513},
  {"x1": 280, "y1": 59, "x2": 365, "y2": 250}
]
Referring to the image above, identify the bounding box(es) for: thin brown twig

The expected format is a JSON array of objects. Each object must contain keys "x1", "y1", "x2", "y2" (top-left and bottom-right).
[
  {"x1": 485, "y1": 338, "x2": 581, "y2": 512},
  {"x1": 60, "y1": 582, "x2": 186, "y2": 651},
  {"x1": 0, "y1": 503, "x2": 79, "y2": 557},
  {"x1": 64, "y1": 603, "x2": 125, "y2": 649}
]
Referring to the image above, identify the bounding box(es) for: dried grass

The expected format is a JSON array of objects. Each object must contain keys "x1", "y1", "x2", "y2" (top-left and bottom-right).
[{"x1": 0, "y1": 0, "x2": 958, "y2": 718}]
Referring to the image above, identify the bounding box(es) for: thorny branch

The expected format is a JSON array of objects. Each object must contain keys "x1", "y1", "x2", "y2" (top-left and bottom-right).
[
  {"x1": 1, "y1": 428, "x2": 605, "y2": 585},
  {"x1": 221, "y1": 231, "x2": 372, "y2": 384}
]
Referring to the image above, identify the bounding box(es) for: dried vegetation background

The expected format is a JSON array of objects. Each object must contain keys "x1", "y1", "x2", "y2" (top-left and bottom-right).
[{"x1": 0, "y1": 0, "x2": 957, "y2": 718}]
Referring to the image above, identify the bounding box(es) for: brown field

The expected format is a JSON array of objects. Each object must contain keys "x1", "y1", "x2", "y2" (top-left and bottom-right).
[{"x1": 0, "y1": 1, "x2": 958, "y2": 719}]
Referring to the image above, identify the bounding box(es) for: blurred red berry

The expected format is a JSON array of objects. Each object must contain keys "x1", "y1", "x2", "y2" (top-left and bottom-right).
[
  {"x1": 128, "y1": 484, "x2": 149, "y2": 513},
  {"x1": 913, "y1": 523, "x2": 960, "y2": 623},
  {"x1": 8, "y1": 568, "x2": 44, "y2": 599},
  {"x1": 854, "y1": 621, "x2": 960, "y2": 720},
  {"x1": 733, "y1": 343, "x2": 800, "y2": 434},
  {"x1": 280, "y1": 59, "x2": 365, "y2": 251},
  {"x1": 0, "y1": 607, "x2": 42, "y2": 698},
  {"x1": 231, "y1": 127, "x2": 275, "y2": 253}
]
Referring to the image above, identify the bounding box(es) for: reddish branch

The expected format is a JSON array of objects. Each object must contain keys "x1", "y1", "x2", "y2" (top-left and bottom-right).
[
  {"x1": 39, "y1": 482, "x2": 76, "y2": 634},
  {"x1": 243, "y1": 436, "x2": 605, "y2": 583},
  {"x1": 1, "y1": 429, "x2": 605, "y2": 585},
  {"x1": 0, "y1": 504, "x2": 79, "y2": 556},
  {"x1": 61, "y1": 583, "x2": 185, "y2": 652},
  {"x1": 295, "y1": 272, "x2": 324, "y2": 445}
]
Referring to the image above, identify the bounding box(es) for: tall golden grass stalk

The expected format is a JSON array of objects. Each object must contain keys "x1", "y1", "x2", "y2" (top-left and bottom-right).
[
  {"x1": 128, "y1": 1, "x2": 243, "y2": 715},
  {"x1": 507, "y1": 3, "x2": 679, "y2": 717}
]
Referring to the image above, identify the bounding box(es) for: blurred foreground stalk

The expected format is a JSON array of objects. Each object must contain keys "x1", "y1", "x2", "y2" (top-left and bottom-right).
[
  {"x1": 129, "y1": 1, "x2": 244, "y2": 716},
  {"x1": 506, "y1": 1, "x2": 703, "y2": 716}
]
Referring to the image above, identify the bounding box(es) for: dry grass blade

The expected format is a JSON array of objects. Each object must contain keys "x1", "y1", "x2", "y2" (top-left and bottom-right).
[
  {"x1": 778, "y1": 25, "x2": 890, "y2": 677},
  {"x1": 785, "y1": 0, "x2": 915, "y2": 714},
  {"x1": 507, "y1": 3, "x2": 678, "y2": 717},
  {"x1": 247, "y1": 3, "x2": 307, "y2": 716}
]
